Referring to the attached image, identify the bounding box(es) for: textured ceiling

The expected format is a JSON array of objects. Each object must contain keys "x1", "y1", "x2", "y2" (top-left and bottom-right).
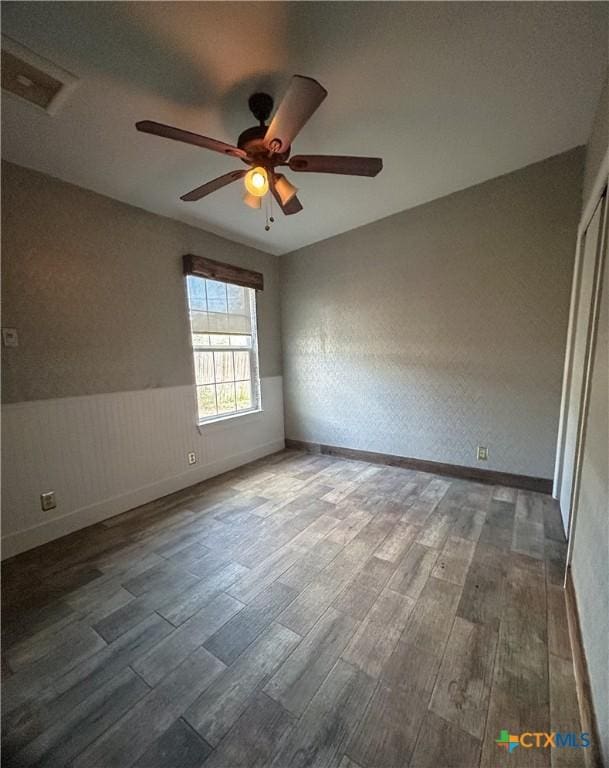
[{"x1": 1, "y1": 2, "x2": 607, "y2": 255}]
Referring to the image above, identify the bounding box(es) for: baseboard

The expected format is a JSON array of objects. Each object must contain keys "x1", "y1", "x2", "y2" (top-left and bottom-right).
[
  {"x1": 564, "y1": 568, "x2": 603, "y2": 768},
  {"x1": 1, "y1": 438, "x2": 285, "y2": 560},
  {"x1": 285, "y1": 438, "x2": 552, "y2": 493}
]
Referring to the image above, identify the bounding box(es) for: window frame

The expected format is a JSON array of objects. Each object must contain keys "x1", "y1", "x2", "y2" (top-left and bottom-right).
[{"x1": 185, "y1": 274, "x2": 262, "y2": 426}]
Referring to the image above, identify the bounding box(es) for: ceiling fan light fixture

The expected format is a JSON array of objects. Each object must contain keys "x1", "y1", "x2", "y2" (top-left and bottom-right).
[
  {"x1": 243, "y1": 191, "x2": 262, "y2": 209},
  {"x1": 274, "y1": 174, "x2": 298, "y2": 205},
  {"x1": 244, "y1": 166, "x2": 269, "y2": 197}
]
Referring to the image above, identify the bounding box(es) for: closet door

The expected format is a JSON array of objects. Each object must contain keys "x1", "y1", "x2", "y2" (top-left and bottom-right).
[{"x1": 559, "y1": 192, "x2": 607, "y2": 533}]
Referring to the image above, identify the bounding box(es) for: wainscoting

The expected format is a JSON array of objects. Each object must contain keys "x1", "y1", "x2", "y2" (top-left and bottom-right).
[{"x1": 1, "y1": 377, "x2": 284, "y2": 558}]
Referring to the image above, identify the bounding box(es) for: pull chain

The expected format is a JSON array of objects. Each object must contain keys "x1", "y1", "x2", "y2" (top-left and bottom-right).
[{"x1": 264, "y1": 194, "x2": 275, "y2": 232}]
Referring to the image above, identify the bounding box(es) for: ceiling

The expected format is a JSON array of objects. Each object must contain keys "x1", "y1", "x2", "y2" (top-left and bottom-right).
[{"x1": 2, "y1": 2, "x2": 607, "y2": 255}]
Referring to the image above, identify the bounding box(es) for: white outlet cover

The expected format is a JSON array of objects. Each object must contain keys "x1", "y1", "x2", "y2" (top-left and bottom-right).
[{"x1": 40, "y1": 491, "x2": 56, "y2": 510}]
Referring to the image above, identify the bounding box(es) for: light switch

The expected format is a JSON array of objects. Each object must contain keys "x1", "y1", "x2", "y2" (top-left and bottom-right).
[{"x1": 2, "y1": 328, "x2": 18, "y2": 347}]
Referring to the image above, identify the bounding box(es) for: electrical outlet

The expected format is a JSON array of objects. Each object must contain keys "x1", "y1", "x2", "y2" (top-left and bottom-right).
[
  {"x1": 187, "y1": 452, "x2": 197, "y2": 466},
  {"x1": 40, "y1": 491, "x2": 56, "y2": 511},
  {"x1": 477, "y1": 446, "x2": 488, "y2": 461}
]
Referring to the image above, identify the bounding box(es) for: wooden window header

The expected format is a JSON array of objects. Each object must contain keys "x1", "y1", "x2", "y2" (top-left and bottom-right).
[{"x1": 183, "y1": 254, "x2": 264, "y2": 291}]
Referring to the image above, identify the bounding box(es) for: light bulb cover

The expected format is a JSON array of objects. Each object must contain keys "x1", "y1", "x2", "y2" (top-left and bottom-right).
[
  {"x1": 274, "y1": 173, "x2": 298, "y2": 205},
  {"x1": 243, "y1": 191, "x2": 262, "y2": 209},
  {"x1": 244, "y1": 166, "x2": 269, "y2": 197}
]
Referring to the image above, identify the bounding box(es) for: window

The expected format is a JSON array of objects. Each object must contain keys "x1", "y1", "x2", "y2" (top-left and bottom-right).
[{"x1": 186, "y1": 275, "x2": 261, "y2": 423}]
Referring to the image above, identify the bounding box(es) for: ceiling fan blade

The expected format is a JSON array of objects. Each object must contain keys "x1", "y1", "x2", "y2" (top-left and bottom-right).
[
  {"x1": 270, "y1": 175, "x2": 303, "y2": 215},
  {"x1": 288, "y1": 155, "x2": 383, "y2": 177},
  {"x1": 279, "y1": 194, "x2": 303, "y2": 215},
  {"x1": 264, "y1": 75, "x2": 327, "y2": 154},
  {"x1": 180, "y1": 170, "x2": 246, "y2": 201},
  {"x1": 136, "y1": 120, "x2": 247, "y2": 159}
]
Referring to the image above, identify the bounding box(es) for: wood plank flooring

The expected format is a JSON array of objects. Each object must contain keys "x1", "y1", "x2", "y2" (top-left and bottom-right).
[{"x1": 1, "y1": 449, "x2": 580, "y2": 767}]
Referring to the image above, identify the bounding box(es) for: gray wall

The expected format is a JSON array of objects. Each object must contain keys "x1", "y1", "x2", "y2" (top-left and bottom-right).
[
  {"x1": 570, "y1": 72, "x2": 608, "y2": 766},
  {"x1": 281, "y1": 148, "x2": 584, "y2": 479},
  {"x1": 1, "y1": 161, "x2": 282, "y2": 404}
]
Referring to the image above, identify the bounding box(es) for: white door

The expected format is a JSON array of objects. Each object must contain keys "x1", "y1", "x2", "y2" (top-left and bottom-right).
[{"x1": 559, "y1": 193, "x2": 607, "y2": 533}]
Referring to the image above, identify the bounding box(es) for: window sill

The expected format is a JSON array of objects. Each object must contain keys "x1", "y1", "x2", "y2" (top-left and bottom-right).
[{"x1": 197, "y1": 408, "x2": 263, "y2": 431}]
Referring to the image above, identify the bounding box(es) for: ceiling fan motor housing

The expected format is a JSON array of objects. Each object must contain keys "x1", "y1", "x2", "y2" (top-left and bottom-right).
[
  {"x1": 238, "y1": 92, "x2": 291, "y2": 164},
  {"x1": 237, "y1": 123, "x2": 290, "y2": 164}
]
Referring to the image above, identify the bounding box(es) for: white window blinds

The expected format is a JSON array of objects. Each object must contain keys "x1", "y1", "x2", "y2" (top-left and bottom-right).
[{"x1": 188, "y1": 280, "x2": 253, "y2": 335}]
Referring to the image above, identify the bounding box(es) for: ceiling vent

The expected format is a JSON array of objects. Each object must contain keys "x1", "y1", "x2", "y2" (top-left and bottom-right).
[{"x1": 1, "y1": 35, "x2": 78, "y2": 115}]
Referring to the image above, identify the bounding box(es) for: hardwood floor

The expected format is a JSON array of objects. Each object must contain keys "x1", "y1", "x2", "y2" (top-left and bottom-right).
[{"x1": 1, "y1": 449, "x2": 580, "y2": 768}]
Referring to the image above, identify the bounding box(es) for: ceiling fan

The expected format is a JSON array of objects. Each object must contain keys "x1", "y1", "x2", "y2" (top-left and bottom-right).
[{"x1": 135, "y1": 75, "x2": 382, "y2": 219}]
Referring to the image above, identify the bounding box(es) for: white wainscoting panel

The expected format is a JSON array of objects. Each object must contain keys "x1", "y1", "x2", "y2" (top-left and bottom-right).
[{"x1": 1, "y1": 377, "x2": 284, "y2": 558}]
